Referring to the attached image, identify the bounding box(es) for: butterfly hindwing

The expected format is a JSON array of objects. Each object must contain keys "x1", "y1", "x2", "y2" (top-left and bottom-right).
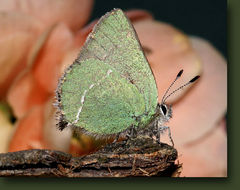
[{"x1": 59, "y1": 58, "x2": 145, "y2": 135}]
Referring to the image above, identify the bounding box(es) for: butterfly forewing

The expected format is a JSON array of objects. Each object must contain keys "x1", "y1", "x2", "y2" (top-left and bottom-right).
[{"x1": 78, "y1": 9, "x2": 158, "y2": 117}]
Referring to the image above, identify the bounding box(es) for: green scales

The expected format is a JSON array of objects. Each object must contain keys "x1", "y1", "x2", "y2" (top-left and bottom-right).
[{"x1": 56, "y1": 9, "x2": 199, "y2": 145}]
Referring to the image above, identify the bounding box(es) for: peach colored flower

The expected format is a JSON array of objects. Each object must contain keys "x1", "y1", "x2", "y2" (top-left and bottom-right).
[
  {"x1": 0, "y1": 0, "x2": 226, "y2": 177},
  {"x1": 0, "y1": 0, "x2": 93, "y2": 151}
]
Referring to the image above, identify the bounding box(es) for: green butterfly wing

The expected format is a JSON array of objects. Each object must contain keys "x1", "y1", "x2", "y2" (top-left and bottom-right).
[
  {"x1": 57, "y1": 9, "x2": 158, "y2": 135},
  {"x1": 60, "y1": 59, "x2": 146, "y2": 135},
  {"x1": 77, "y1": 9, "x2": 158, "y2": 118}
]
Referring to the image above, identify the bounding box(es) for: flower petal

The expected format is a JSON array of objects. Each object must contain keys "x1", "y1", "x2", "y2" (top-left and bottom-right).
[
  {"x1": 0, "y1": 0, "x2": 94, "y2": 31},
  {"x1": 7, "y1": 71, "x2": 49, "y2": 118},
  {"x1": 178, "y1": 120, "x2": 227, "y2": 177},
  {"x1": 133, "y1": 19, "x2": 202, "y2": 103},
  {"x1": 169, "y1": 37, "x2": 227, "y2": 145},
  {"x1": 0, "y1": 11, "x2": 42, "y2": 98},
  {"x1": 32, "y1": 23, "x2": 74, "y2": 94},
  {"x1": 8, "y1": 106, "x2": 46, "y2": 152}
]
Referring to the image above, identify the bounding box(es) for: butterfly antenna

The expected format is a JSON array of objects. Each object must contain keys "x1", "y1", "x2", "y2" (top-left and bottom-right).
[
  {"x1": 161, "y1": 69, "x2": 184, "y2": 104},
  {"x1": 162, "y1": 75, "x2": 200, "y2": 103}
]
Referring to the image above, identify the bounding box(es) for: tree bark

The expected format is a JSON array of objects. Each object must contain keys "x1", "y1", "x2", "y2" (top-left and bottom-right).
[{"x1": 0, "y1": 136, "x2": 181, "y2": 177}]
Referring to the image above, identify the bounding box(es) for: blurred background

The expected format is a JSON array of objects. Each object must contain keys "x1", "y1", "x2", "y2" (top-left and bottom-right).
[{"x1": 91, "y1": 0, "x2": 226, "y2": 58}]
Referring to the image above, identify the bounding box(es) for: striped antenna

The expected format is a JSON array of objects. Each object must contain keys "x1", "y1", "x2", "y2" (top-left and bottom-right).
[
  {"x1": 161, "y1": 69, "x2": 184, "y2": 104},
  {"x1": 162, "y1": 75, "x2": 200, "y2": 103}
]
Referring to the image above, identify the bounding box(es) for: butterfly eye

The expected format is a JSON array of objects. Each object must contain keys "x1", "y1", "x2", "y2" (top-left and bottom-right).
[{"x1": 161, "y1": 105, "x2": 167, "y2": 115}]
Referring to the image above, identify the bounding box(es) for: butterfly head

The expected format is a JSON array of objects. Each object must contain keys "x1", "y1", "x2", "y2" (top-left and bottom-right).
[
  {"x1": 157, "y1": 103, "x2": 172, "y2": 123},
  {"x1": 157, "y1": 69, "x2": 200, "y2": 123}
]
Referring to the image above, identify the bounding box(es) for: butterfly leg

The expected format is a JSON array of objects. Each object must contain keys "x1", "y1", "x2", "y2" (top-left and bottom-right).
[
  {"x1": 157, "y1": 124, "x2": 174, "y2": 147},
  {"x1": 126, "y1": 126, "x2": 138, "y2": 139},
  {"x1": 113, "y1": 133, "x2": 120, "y2": 143}
]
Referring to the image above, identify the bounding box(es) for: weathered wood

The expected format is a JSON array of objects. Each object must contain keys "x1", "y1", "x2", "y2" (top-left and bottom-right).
[{"x1": 0, "y1": 136, "x2": 181, "y2": 177}]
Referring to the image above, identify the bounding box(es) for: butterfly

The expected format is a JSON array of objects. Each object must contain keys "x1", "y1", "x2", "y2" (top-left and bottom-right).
[{"x1": 55, "y1": 8, "x2": 199, "y2": 146}]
